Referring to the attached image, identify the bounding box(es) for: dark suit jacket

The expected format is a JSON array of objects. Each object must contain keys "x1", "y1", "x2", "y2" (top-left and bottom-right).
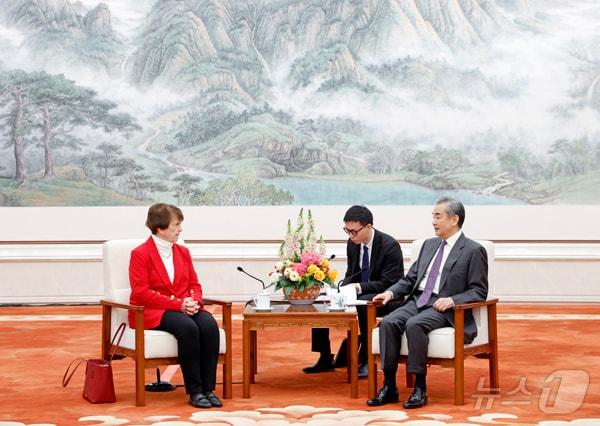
[
  {"x1": 387, "y1": 233, "x2": 488, "y2": 343},
  {"x1": 129, "y1": 237, "x2": 204, "y2": 329},
  {"x1": 342, "y1": 229, "x2": 404, "y2": 294}
]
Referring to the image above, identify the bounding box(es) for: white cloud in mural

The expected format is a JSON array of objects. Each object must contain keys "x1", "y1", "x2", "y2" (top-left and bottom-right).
[
  {"x1": 73, "y1": 0, "x2": 154, "y2": 37},
  {"x1": 269, "y1": 0, "x2": 600, "y2": 152},
  {"x1": 0, "y1": 24, "x2": 25, "y2": 47}
]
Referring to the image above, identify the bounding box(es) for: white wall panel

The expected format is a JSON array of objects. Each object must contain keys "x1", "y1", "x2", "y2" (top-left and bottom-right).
[
  {"x1": 1, "y1": 241, "x2": 599, "y2": 304},
  {"x1": 3, "y1": 205, "x2": 600, "y2": 242}
]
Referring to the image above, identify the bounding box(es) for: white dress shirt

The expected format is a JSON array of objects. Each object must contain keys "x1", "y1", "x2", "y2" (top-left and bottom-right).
[
  {"x1": 355, "y1": 228, "x2": 375, "y2": 295},
  {"x1": 417, "y1": 230, "x2": 463, "y2": 295},
  {"x1": 359, "y1": 229, "x2": 375, "y2": 270}
]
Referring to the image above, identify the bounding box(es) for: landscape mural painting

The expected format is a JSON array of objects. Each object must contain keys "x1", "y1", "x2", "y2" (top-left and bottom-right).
[{"x1": 1, "y1": 0, "x2": 599, "y2": 206}]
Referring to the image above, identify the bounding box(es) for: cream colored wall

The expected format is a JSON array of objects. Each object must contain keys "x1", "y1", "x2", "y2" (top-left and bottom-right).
[{"x1": 1, "y1": 206, "x2": 599, "y2": 304}]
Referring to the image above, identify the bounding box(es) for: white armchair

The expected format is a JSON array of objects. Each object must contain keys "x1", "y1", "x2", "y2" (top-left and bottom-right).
[
  {"x1": 100, "y1": 239, "x2": 232, "y2": 406},
  {"x1": 367, "y1": 239, "x2": 499, "y2": 405}
]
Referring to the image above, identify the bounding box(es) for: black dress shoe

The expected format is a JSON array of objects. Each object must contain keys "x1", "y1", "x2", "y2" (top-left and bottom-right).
[
  {"x1": 333, "y1": 338, "x2": 348, "y2": 368},
  {"x1": 403, "y1": 387, "x2": 428, "y2": 409},
  {"x1": 334, "y1": 357, "x2": 347, "y2": 368},
  {"x1": 367, "y1": 385, "x2": 399, "y2": 406},
  {"x1": 303, "y1": 355, "x2": 335, "y2": 373},
  {"x1": 205, "y1": 391, "x2": 222, "y2": 407},
  {"x1": 357, "y1": 362, "x2": 368, "y2": 379},
  {"x1": 189, "y1": 392, "x2": 211, "y2": 409}
]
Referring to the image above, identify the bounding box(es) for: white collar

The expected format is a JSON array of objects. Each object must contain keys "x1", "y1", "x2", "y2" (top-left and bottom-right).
[
  {"x1": 443, "y1": 229, "x2": 463, "y2": 249},
  {"x1": 364, "y1": 228, "x2": 375, "y2": 251},
  {"x1": 152, "y1": 234, "x2": 173, "y2": 257}
]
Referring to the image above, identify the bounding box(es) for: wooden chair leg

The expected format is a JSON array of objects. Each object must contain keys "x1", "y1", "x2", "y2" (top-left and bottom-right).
[
  {"x1": 101, "y1": 305, "x2": 111, "y2": 360},
  {"x1": 367, "y1": 304, "x2": 377, "y2": 399},
  {"x1": 489, "y1": 345, "x2": 499, "y2": 393},
  {"x1": 367, "y1": 355, "x2": 377, "y2": 399},
  {"x1": 454, "y1": 356, "x2": 465, "y2": 405},
  {"x1": 488, "y1": 303, "x2": 500, "y2": 393},
  {"x1": 223, "y1": 358, "x2": 232, "y2": 399},
  {"x1": 135, "y1": 357, "x2": 146, "y2": 407},
  {"x1": 134, "y1": 310, "x2": 146, "y2": 406}
]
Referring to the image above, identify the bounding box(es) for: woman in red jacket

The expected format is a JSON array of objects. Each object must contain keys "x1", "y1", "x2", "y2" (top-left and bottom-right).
[{"x1": 129, "y1": 203, "x2": 221, "y2": 409}]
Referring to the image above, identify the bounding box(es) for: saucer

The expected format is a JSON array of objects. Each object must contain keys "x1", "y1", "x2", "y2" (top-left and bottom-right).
[
  {"x1": 253, "y1": 306, "x2": 273, "y2": 311},
  {"x1": 326, "y1": 306, "x2": 347, "y2": 312}
]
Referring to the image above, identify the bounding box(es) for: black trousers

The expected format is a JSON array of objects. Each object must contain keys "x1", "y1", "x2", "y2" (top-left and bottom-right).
[
  {"x1": 155, "y1": 310, "x2": 220, "y2": 395},
  {"x1": 311, "y1": 293, "x2": 403, "y2": 363}
]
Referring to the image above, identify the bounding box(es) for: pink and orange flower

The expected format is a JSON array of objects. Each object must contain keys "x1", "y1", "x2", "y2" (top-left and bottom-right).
[{"x1": 272, "y1": 209, "x2": 337, "y2": 292}]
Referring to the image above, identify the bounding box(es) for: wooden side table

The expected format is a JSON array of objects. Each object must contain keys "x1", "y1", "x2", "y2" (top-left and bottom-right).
[{"x1": 242, "y1": 303, "x2": 359, "y2": 398}]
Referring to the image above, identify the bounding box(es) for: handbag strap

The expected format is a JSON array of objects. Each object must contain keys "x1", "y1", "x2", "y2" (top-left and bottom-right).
[
  {"x1": 107, "y1": 322, "x2": 127, "y2": 363},
  {"x1": 62, "y1": 323, "x2": 126, "y2": 388},
  {"x1": 62, "y1": 357, "x2": 87, "y2": 387}
]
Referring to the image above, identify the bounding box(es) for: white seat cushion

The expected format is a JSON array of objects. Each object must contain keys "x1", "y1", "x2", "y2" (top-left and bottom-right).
[
  {"x1": 371, "y1": 303, "x2": 490, "y2": 359},
  {"x1": 115, "y1": 327, "x2": 226, "y2": 359},
  {"x1": 110, "y1": 288, "x2": 226, "y2": 358}
]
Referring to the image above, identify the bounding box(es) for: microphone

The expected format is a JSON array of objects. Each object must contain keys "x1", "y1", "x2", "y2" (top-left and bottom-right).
[
  {"x1": 237, "y1": 266, "x2": 266, "y2": 290},
  {"x1": 336, "y1": 268, "x2": 364, "y2": 288},
  {"x1": 328, "y1": 254, "x2": 336, "y2": 261}
]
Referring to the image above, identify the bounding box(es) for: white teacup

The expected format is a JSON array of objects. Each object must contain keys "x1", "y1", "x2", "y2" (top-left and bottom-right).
[
  {"x1": 253, "y1": 292, "x2": 271, "y2": 309},
  {"x1": 330, "y1": 292, "x2": 346, "y2": 309}
]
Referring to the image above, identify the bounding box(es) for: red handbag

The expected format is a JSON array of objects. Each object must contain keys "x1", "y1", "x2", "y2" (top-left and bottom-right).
[{"x1": 62, "y1": 322, "x2": 126, "y2": 403}]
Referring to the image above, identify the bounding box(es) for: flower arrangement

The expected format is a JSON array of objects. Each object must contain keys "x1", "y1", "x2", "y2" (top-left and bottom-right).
[{"x1": 269, "y1": 208, "x2": 338, "y2": 293}]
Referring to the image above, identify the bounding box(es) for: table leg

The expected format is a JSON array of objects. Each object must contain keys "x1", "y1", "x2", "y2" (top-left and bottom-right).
[
  {"x1": 243, "y1": 320, "x2": 251, "y2": 398},
  {"x1": 251, "y1": 330, "x2": 257, "y2": 384},
  {"x1": 350, "y1": 318, "x2": 358, "y2": 398},
  {"x1": 346, "y1": 330, "x2": 351, "y2": 383}
]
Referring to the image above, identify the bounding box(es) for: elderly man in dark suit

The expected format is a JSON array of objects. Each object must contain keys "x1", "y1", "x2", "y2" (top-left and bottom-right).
[
  {"x1": 303, "y1": 205, "x2": 404, "y2": 378},
  {"x1": 367, "y1": 197, "x2": 488, "y2": 409}
]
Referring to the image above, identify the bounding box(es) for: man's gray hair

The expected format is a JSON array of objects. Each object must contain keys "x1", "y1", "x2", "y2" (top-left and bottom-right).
[{"x1": 436, "y1": 196, "x2": 465, "y2": 228}]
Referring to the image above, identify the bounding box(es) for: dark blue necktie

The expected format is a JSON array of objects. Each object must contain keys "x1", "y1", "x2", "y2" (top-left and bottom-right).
[
  {"x1": 416, "y1": 241, "x2": 447, "y2": 308},
  {"x1": 361, "y1": 245, "x2": 369, "y2": 282}
]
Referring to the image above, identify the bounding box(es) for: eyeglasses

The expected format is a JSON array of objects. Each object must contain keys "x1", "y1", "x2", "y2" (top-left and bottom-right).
[{"x1": 343, "y1": 225, "x2": 366, "y2": 237}]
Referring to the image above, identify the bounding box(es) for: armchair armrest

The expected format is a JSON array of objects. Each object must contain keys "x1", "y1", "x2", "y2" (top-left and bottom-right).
[
  {"x1": 100, "y1": 298, "x2": 145, "y2": 360},
  {"x1": 453, "y1": 298, "x2": 499, "y2": 358},
  {"x1": 202, "y1": 299, "x2": 232, "y2": 326},
  {"x1": 368, "y1": 299, "x2": 385, "y2": 308},
  {"x1": 203, "y1": 298, "x2": 232, "y2": 307},
  {"x1": 454, "y1": 298, "x2": 498, "y2": 312},
  {"x1": 100, "y1": 298, "x2": 144, "y2": 311}
]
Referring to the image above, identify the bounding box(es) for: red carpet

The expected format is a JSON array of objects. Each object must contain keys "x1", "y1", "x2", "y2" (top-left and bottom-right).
[{"x1": 1, "y1": 304, "x2": 599, "y2": 425}]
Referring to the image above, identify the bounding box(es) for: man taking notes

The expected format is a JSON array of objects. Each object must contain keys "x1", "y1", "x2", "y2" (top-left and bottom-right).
[
  {"x1": 303, "y1": 205, "x2": 404, "y2": 378},
  {"x1": 367, "y1": 197, "x2": 488, "y2": 408}
]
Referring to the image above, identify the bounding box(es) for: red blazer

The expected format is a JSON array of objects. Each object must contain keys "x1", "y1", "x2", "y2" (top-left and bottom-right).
[{"x1": 129, "y1": 237, "x2": 204, "y2": 329}]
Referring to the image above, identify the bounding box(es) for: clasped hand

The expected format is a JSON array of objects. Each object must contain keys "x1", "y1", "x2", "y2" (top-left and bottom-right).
[{"x1": 181, "y1": 296, "x2": 200, "y2": 315}]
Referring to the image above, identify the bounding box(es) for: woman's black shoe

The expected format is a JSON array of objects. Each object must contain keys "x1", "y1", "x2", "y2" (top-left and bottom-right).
[
  {"x1": 205, "y1": 391, "x2": 223, "y2": 407},
  {"x1": 189, "y1": 392, "x2": 212, "y2": 409}
]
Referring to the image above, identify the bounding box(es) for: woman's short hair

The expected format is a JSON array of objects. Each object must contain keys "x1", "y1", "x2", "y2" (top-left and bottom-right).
[{"x1": 146, "y1": 203, "x2": 184, "y2": 234}]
